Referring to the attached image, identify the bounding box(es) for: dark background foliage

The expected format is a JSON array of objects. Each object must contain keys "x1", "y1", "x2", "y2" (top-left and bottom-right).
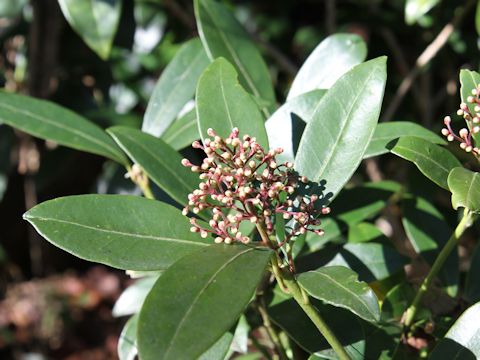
[{"x1": 0, "y1": 0, "x2": 478, "y2": 358}]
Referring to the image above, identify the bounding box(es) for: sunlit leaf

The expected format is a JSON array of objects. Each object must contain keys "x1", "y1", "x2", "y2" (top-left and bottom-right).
[
  {"x1": 24, "y1": 195, "x2": 210, "y2": 271},
  {"x1": 288, "y1": 33, "x2": 366, "y2": 99},
  {"x1": 295, "y1": 57, "x2": 387, "y2": 198}
]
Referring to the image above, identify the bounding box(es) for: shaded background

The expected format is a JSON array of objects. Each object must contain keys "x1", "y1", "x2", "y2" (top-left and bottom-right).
[{"x1": 0, "y1": 0, "x2": 479, "y2": 358}]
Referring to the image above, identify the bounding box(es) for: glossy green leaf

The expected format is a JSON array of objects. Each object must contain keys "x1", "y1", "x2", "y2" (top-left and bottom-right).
[
  {"x1": 198, "y1": 332, "x2": 234, "y2": 360},
  {"x1": 362, "y1": 320, "x2": 402, "y2": 359},
  {"x1": 476, "y1": 1, "x2": 480, "y2": 36},
  {"x1": 266, "y1": 89, "x2": 326, "y2": 163},
  {"x1": 305, "y1": 181, "x2": 402, "y2": 252},
  {"x1": 389, "y1": 136, "x2": 461, "y2": 190},
  {"x1": 23, "y1": 195, "x2": 211, "y2": 271},
  {"x1": 405, "y1": 0, "x2": 440, "y2": 25},
  {"x1": 196, "y1": 58, "x2": 268, "y2": 147},
  {"x1": 347, "y1": 223, "x2": 387, "y2": 244},
  {"x1": 402, "y1": 196, "x2": 458, "y2": 296},
  {"x1": 459, "y1": 69, "x2": 480, "y2": 146},
  {"x1": 161, "y1": 108, "x2": 199, "y2": 151},
  {"x1": 142, "y1": 39, "x2": 209, "y2": 136},
  {"x1": 430, "y1": 301, "x2": 480, "y2": 359},
  {"x1": 465, "y1": 242, "x2": 480, "y2": 303},
  {"x1": 0, "y1": 91, "x2": 127, "y2": 165},
  {"x1": 299, "y1": 242, "x2": 407, "y2": 283},
  {"x1": 137, "y1": 245, "x2": 272, "y2": 360},
  {"x1": 295, "y1": 57, "x2": 387, "y2": 198},
  {"x1": 267, "y1": 287, "x2": 366, "y2": 359},
  {"x1": 287, "y1": 33, "x2": 367, "y2": 99},
  {"x1": 460, "y1": 69, "x2": 480, "y2": 114},
  {"x1": 58, "y1": 0, "x2": 121, "y2": 59},
  {"x1": 113, "y1": 276, "x2": 159, "y2": 317},
  {"x1": 194, "y1": 0, "x2": 275, "y2": 114},
  {"x1": 0, "y1": 0, "x2": 27, "y2": 18},
  {"x1": 364, "y1": 121, "x2": 445, "y2": 158},
  {"x1": 118, "y1": 315, "x2": 139, "y2": 360},
  {"x1": 448, "y1": 167, "x2": 480, "y2": 213},
  {"x1": 381, "y1": 283, "x2": 415, "y2": 321},
  {"x1": 298, "y1": 266, "x2": 380, "y2": 322},
  {"x1": 108, "y1": 126, "x2": 198, "y2": 206}
]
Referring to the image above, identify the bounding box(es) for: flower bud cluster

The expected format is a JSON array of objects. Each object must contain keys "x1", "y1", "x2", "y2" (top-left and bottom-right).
[
  {"x1": 442, "y1": 86, "x2": 480, "y2": 156},
  {"x1": 181, "y1": 128, "x2": 330, "y2": 246}
]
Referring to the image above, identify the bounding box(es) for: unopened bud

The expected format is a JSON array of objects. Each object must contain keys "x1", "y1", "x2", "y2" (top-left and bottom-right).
[{"x1": 459, "y1": 128, "x2": 469, "y2": 138}]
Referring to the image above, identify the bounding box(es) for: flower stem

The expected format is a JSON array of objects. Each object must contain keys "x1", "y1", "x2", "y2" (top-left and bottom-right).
[
  {"x1": 256, "y1": 299, "x2": 289, "y2": 360},
  {"x1": 403, "y1": 210, "x2": 475, "y2": 329},
  {"x1": 257, "y1": 219, "x2": 350, "y2": 360},
  {"x1": 279, "y1": 270, "x2": 351, "y2": 360},
  {"x1": 126, "y1": 164, "x2": 155, "y2": 199}
]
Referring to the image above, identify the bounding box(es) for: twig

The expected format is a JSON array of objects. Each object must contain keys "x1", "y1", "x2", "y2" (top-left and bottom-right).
[
  {"x1": 403, "y1": 210, "x2": 475, "y2": 330},
  {"x1": 325, "y1": 0, "x2": 336, "y2": 34},
  {"x1": 162, "y1": 0, "x2": 196, "y2": 31},
  {"x1": 250, "y1": 32, "x2": 298, "y2": 77},
  {"x1": 382, "y1": 0, "x2": 475, "y2": 122},
  {"x1": 256, "y1": 300, "x2": 289, "y2": 360},
  {"x1": 379, "y1": 28, "x2": 424, "y2": 117}
]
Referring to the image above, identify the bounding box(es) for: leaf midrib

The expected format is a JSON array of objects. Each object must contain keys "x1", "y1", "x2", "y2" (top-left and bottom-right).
[
  {"x1": 392, "y1": 143, "x2": 452, "y2": 174},
  {"x1": 163, "y1": 247, "x2": 254, "y2": 358},
  {"x1": 202, "y1": 3, "x2": 259, "y2": 99},
  {"x1": 147, "y1": 48, "x2": 206, "y2": 135},
  {"x1": 113, "y1": 131, "x2": 194, "y2": 203},
  {"x1": 0, "y1": 101, "x2": 118, "y2": 159},
  {"x1": 305, "y1": 270, "x2": 376, "y2": 319},
  {"x1": 26, "y1": 216, "x2": 208, "y2": 246},
  {"x1": 305, "y1": 66, "x2": 378, "y2": 181},
  {"x1": 465, "y1": 172, "x2": 480, "y2": 210}
]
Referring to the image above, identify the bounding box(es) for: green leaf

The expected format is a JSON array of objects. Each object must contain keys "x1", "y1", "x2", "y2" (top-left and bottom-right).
[
  {"x1": 0, "y1": 91, "x2": 127, "y2": 165},
  {"x1": 113, "y1": 276, "x2": 160, "y2": 317},
  {"x1": 304, "y1": 181, "x2": 402, "y2": 252},
  {"x1": 287, "y1": 33, "x2": 367, "y2": 99},
  {"x1": 58, "y1": 0, "x2": 122, "y2": 59},
  {"x1": 476, "y1": 1, "x2": 480, "y2": 36},
  {"x1": 430, "y1": 301, "x2": 480, "y2": 359},
  {"x1": 298, "y1": 266, "x2": 380, "y2": 322},
  {"x1": 448, "y1": 167, "x2": 480, "y2": 213},
  {"x1": 459, "y1": 69, "x2": 480, "y2": 144},
  {"x1": 465, "y1": 242, "x2": 480, "y2": 303},
  {"x1": 23, "y1": 195, "x2": 211, "y2": 271},
  {"x1": 108, "y1": 126, "x2": 198, "y2": 206},
  {"x1": 364, "y1": 121, "x2": 445, "y2": 158},
  {"x1": 137, "y1": 245, "x2": 272, "y2": 360},
  {"x1": 267, "y1": 287, "x2": 366, "y2": 359},
  {"x1": 118, "y1": 315, "x2": 139, "y2": 360},
  {"x1": 194, "y1": 0, "x2": 275, "y2": 115},
  {"x1": 405, "y1": 0, "x2": 440, "y2": 25},
  {"x1": 198, "y1": 332, "x2": 234, "y2": 360},
  {"x1": 161, "y1": 108, "x2": 199, "y2": 151},
  {"x1": 299, "y1": 242, "x2": 408, "y2": 283},
  {"x1": 381, "y1": 283, "x2": 415, "y2": 321},
  {"x1": 347, "y1": 223, "x2": 387, "y2": 244},
  {"x1": 142, "y1": 39, "x2": 210, "y2": 136},
  {"x1": 389, "y1": 136, "x2": 461, "y2": 190},
  {"x1": 196, "y1": 58, "x2": 268, "y2": 148},
  {"x1": 266, "y1": 89, "x2": 326, "y2": 163},
  {"x1": 295, "y1": 57, "x2": 387, "y2": 198},
  {"x1": 402, "y1": 196, "x2": 458, "y2": 296}
]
